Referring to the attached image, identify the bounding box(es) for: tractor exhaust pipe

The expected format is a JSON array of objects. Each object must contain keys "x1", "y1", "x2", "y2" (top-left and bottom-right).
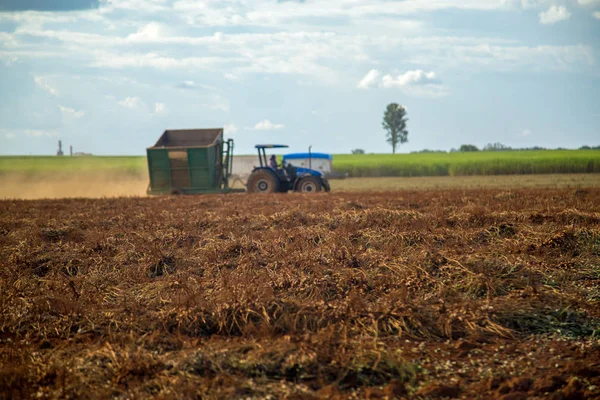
[{"x1": 309, "y1": 145, "x2": 312, "y2": 169}]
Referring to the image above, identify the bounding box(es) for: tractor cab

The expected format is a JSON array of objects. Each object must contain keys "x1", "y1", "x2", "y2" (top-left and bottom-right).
[
  {"x1": 254, "y1": 144, "x2": 288, "y2": 168},
  {"x1": 246, "y1": 145, "x2": 330, "y2": 194}
]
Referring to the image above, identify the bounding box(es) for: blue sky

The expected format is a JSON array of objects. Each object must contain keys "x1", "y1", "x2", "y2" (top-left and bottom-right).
[{"x1": 0, "y1": 0, "x2": 599, "y2": 155}]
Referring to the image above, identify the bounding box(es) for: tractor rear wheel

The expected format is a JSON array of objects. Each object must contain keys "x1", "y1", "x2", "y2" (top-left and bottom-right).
[
  {"x1": 296, "y1": 176, "x2": 322, "y2": 193},
  {"x1": 247, "y1": 170, "x2": 278, "y2": 193}
]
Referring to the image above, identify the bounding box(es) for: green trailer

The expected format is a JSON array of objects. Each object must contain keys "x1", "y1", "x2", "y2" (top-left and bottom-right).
[{"x1": 146, "y1": 128, "x2": 243, "y2": 195}]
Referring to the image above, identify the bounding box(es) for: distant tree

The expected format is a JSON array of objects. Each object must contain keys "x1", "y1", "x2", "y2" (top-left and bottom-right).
[
  {"x1": 382, "y1": 103, "x2": 408, "y2": 154},
  {"x1": 459, "y1": 144, "x2": 479, "y2": 152},
  {"x1": 411, "y1": 149, "x2": 446, "y2": 154},
  {"x1": 580, "y1": 145, "x2": 591, "y2": 150},
  {"x1": 523, "y1": 146, "x2": 546, "y2": 151},
  {"x1": 351, "y1": 148, "x2": 366, "y2": 154},
  {"x1": 483, "y1": 142, "x2": 511, "y2": 151}
]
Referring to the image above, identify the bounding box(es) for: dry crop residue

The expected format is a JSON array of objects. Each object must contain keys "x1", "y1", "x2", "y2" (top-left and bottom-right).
[{"x1": 1, "y1": 189, "x2": 599, "y2": 399}]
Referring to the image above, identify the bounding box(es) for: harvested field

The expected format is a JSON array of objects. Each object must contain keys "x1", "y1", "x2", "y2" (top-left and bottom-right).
[{"x1": 1, "y1": 189, "x2": 599, "y2": 399}]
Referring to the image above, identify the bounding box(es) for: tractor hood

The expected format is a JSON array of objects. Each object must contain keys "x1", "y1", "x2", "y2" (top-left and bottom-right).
[{"x1": 295, "y1": 166, "x2": 323, "y2": 177}]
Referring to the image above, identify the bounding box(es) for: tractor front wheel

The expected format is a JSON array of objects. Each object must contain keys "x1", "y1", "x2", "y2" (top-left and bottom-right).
[
  {"x1": 247, "y1": 170, "x2": 279, "y2": 193},
  {"x1": 296, "y1": 176, "x2": 322, "y2": 193}
]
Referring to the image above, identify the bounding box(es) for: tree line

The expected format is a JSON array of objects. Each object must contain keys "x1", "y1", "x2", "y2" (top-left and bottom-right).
[{"x1": 352, "y1": 144, "x2": 600, "y2": 155}]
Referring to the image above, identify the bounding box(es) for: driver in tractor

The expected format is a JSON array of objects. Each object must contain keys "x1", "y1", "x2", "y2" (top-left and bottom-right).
[
  {"x1": 269, "y1": 154, "x2": 294, "y2": 179},
  {"x1": 269, "y1": 154, "x2": 278, "y2": 169}
]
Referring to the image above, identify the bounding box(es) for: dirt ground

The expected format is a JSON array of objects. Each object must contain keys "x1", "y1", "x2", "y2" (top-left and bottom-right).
[
  {"x1": 1, "y1": 189, "x2": 599, "y2": 399},
  {"x1": 1, "y1": 173, "x2": 600, "y2": 199}
]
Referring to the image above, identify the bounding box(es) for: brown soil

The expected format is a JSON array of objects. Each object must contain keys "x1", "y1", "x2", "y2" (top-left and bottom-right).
[{"x1": 1, "y1": 189, "x2": 599, "y2": 399}]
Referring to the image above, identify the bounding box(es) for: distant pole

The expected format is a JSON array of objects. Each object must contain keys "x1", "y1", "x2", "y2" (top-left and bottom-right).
[
  {"x1": 57, "y1": 140, "x2": 64, "y2": 156},
  {"x1": 70, "y1": 145, "x2": 73, "y2": 156}
]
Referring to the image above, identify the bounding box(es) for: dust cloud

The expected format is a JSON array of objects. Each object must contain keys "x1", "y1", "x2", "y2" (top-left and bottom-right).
[
  {"x1": 0, "y1": 174, "x2": 149, "y2": 200},
  {"x1": 2, "y1": 173, "x2": 599, "y2": 200}
]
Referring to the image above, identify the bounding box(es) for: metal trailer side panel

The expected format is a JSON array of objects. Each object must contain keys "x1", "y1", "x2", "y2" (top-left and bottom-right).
[
  {"x1": 188, "y1": 147, "x2": 212, "y2": 190},
  {"x1": 147, "y1": 149, "x2": 171, "y2": 192}
]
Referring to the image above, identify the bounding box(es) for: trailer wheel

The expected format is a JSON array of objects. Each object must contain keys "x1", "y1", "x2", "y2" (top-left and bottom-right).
[
  {"x1": 296, "y1": 176, "x2": 322, "y2": 193},
  {"x1": 247, "y1": 170, "x2": 278, "y2": 193},
  {"x1": 170, "y1": 188, "x2": 183, "y2": 195}
]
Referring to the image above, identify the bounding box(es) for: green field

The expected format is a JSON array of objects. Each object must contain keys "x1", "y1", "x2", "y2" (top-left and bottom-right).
[
  {"x1": 334, "y1": 150, "x2": 600, "y2": 177},
  {"x1": 1, "y1": 150, "x2": 599, "y2": 178}
]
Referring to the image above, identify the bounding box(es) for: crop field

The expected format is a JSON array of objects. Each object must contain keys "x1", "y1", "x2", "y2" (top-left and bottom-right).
[
  {"x1": 1, "y1": 189, "x2": 599, "y2": 399},
  {"x1": 334, "y1": 150, "x2": 600, "y2": 177}
]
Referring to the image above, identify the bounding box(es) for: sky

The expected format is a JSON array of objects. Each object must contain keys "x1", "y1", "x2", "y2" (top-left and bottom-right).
[{"x1": 0, "y1": 0, "x2": 599, "y2": 156}]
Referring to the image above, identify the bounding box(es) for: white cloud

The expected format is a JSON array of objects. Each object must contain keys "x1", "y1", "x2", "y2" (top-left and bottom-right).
[
  {"x1": 357, "y1": 69, "x2": 448, "y2": 97},
  {"x1": 224, "y1": 73, "x2": 240, "y2": 80},
  {"x1": 521, "y1": 129, "x2": 532, "y2": 136},
  {"x1": 7, "y1": 24, "x2": 592, "y2": 80},
  {"x1": 177, "y1": 80, "x2": 196, "y2": 89},
  {"x1": 58, "y1": 105, "x2": 85, "y2": 119},
  {"x1": 357, "y1": 69, "x2": 381, "y2": 89},
  {"x1": 252, "y1": 120, "x2": 284, "y2": 130},
  {"x1": 358, "y1": 69, "x2": 440, "y2": 89},
  {"x1": 578, "y1": 0, "x2": 600, "y2": 6},
  {"x1": 118, "y1": 96, "x2": 145, "y2": 109},
  {"x1": 0, "y1": 32, "x2": 17, "y2": 48},
  {"x1": 0, "y1": 129, "x2": 59, "y2": 138},
  {"x1": 172, "y1": 0, "x2": 512, "y2": 28},
  {"x1": 34, "y1": 75, "x2": 59, "y2": 96},
  {"x1": 0, "y1": 9, "x2": 106, "y2": 27},
  {"x1": 127, "y1": 22, "x2": 167, "y2": 42},
  {"x1": 593, "y1": 11, "x2": 600, "y2": 19},
  {"x1": 2, "y1": 55, "x2": 19, "y2": 66},
  {"x1": 224, "y1": 123, "x2": 238, "y2": 133},
  {"x1": 25, "y1": 129, "x2": 58, "y2": 137},
  {"x1": 203, "y1": 97, "x2": 230, "y2": 113},
  {"x1": 407, "y1": 42, "x2": 593, "y2": 72},
  {"x1": 381, "y1": 70, "x2": 439, "y2": 87},
  {"x1": 93, "y1": 51, "x2": 228, "y2": 70},
  {"x1": 102, "y1": 0, "x2": 170, "y2": 12},
  {"x1": 154, "y1": 102, "x2": 167, "y2": 115},
  {"x1": 539, "y1": 6, "x2": 571, "y2": 24}
]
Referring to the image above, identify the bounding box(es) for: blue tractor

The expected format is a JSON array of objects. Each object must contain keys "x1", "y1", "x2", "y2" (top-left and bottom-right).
[{"x1": 246, "y1": 145, "x2": 331, "y2": 193}]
